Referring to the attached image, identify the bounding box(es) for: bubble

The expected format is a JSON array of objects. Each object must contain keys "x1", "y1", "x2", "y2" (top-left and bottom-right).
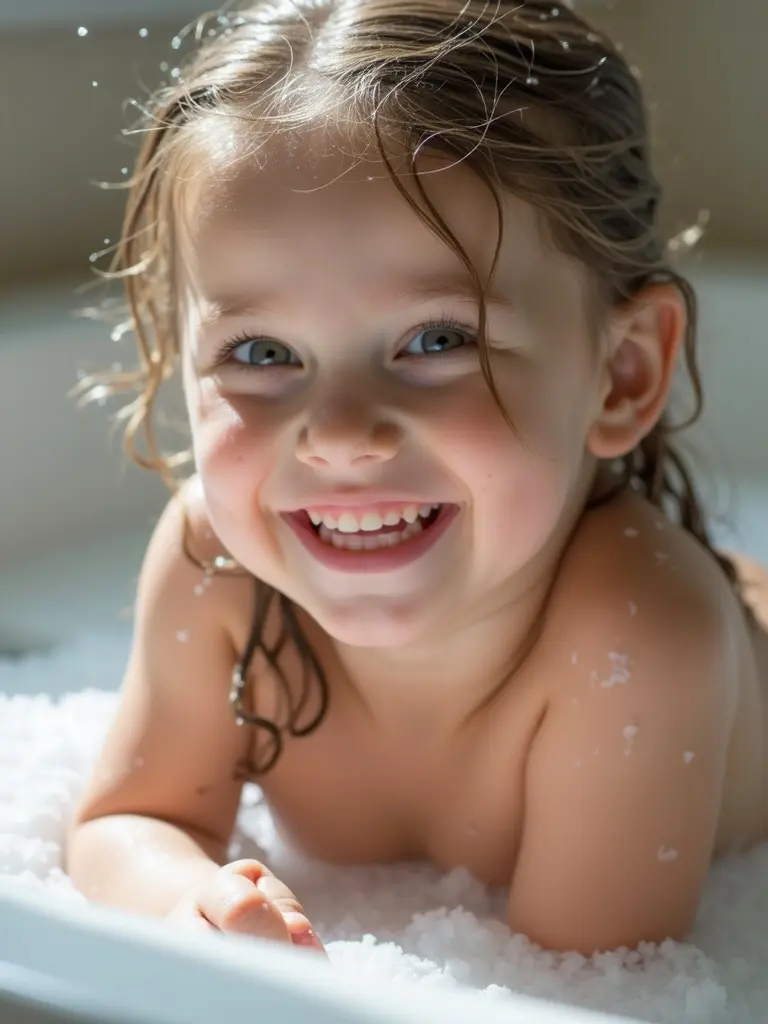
[
  {"x1": 111, "y1": 362, "x2": 123, "y2": 373},
  {"x1": 657, "y1": 846, "x2": 679, "y2": 863},
  {"x1": 139, "y1": 28, "x2": 149, "y2": 38},
  {"x1": 160, "y1": 61, "x2": 170, "y2": 72},
  {"x1": 171, "y1": 68, "x2": 181, "y2": 79},
  {"x1": 103, "y1": 238, "x2": 110, "y2": 245},
  {"x1": 551, "y1": 6, "x2": 560, "y2": 15},
  {"x1": 92, "y1": 81, "x2": 99, "y2": 88},
  {"x1": 171, "y1": 35, "x2": 182, "y2": 50},
  {"x1": 77, "y1": 26, "x2": 88, "y2": 38}
]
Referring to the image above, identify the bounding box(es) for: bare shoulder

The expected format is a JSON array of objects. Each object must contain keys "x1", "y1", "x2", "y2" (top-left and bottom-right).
[
  {"x1": 540, "y1": 489, "x2": 746, "y2": 693},
  {"x1": 507, "y1": 492, "x2": 740, "y2": 953},
  {"x1": 70, "y1": 476, "x2": 255, "y2": 848}
]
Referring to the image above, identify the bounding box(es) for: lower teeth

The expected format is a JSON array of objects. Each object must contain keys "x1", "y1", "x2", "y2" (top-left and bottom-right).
[{"x1": 317, "y1": 517, "x2": 429, "y2": 551}]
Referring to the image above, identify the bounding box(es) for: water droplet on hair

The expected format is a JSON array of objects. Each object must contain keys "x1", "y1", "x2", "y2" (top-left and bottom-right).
[
  {"x1": 526, "y1": 75, "x2": 539, "y2": 86},
  {"x1": 587, "y1": 32, "x2": 600, "y2": 43},
  {"x1": 171, "y1": 35, "x2": 182, "y2": 50},
  {"x1": 170, "y1": 68, "x2": 181, "y2": 79},
  {"x1": 77, "y1": 26, "x2": 88, "y2": 37},
  {"x1": 139, "y1": 27, "x2": 149, "y2": 38},
  {"x1": 207, "y1": 28, "x2": 217, "y2": 37},
  {"x1": 560, "y1": 40, "x2": 570, "y2": 50},
  {"x1": 551, "y1": 6, "x2": 560, "y2": 14}
]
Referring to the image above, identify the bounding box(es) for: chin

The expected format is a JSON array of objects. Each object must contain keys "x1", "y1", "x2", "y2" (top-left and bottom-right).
[{"x1": 309, "y1": 599, "x2": 440, "y2": 649}]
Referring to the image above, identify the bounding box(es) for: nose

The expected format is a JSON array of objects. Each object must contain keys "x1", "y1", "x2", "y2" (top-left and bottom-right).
[{"x1": 295, "y1": 401, "x2": 402, "y2": 470}]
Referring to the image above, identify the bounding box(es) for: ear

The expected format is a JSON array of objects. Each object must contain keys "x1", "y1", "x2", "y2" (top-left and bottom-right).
[{"x1": 586, "y1": 283, "x2": 687, "y2": 460}]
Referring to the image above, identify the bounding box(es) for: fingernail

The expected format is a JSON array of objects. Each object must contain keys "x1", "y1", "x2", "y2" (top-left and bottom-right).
[{"x1": 284, "y1": 913, "x2": 326, "y2": 953}]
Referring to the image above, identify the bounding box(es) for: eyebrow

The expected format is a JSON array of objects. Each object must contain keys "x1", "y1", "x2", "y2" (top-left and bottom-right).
[{"x1": 200, "y1": 272, "x2": 515, "y2": 324}]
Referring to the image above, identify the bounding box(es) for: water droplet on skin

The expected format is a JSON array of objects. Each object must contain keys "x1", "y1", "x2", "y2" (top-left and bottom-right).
[
  {"x1": 193, "y1": 584, "x2": 205, "y2": 596},
  {"x1": 134, "y1": 757, "x2": 145, "y2": 768},
  {"x1": 622, "y1": 724, "x2": 638, "y2": 755},
  {"x1": 571, "y1": 651, "x2": 578, "y2": 665},
  {"x1": 573, "y1": 758, "x2": 582, "y2": 768},
  {"x1": 466, "y1": 825, "x2": 478, "y2": 837},
  {"x1": 657, "y1": 846, "x2": 678, "y2": 863},
  {"x1": 139, "y1": 27, "x2": 149, "y2": 38},
  {"x1": 624, "y1": 527, "x2": 639, "y2": 538},
  {"x1": 176, "y1": 630, "x2": 189, "y2": 643},
  {"x1": 654, "y1": 551, "x2": 669, "y2": 565},
  {"x1": 683, "y1": 751, "x2": 695, "y2": 765},
  {"x1": 628, "y1": 601, "x2": 638, "y2": 616},
  {"x1": 77, "y1": 26, "x2": 88, "y2": 37}
]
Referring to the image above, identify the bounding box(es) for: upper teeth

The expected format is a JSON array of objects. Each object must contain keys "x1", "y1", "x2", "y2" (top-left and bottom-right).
[{"x1": 307, "y1": 504, "x2": 440, "y2": 533}]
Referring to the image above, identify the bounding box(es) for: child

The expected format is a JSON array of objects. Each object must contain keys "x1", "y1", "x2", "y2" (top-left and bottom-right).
[{"x1": 65, "y1": 0, "x2": 768, "y2": 958}]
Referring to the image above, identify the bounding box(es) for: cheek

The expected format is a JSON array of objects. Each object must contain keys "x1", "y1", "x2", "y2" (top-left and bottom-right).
[{"x1": 188, "y1": 388, "x2": 270, "y2": 511}]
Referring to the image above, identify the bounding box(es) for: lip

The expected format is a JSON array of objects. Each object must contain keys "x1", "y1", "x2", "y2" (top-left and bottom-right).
[
  {"x1": 282, "y1": 493, "x2": 448, "y2": 513},
  {"x1": 280, "y1": 503, "x2": 460, "y2": 574}
]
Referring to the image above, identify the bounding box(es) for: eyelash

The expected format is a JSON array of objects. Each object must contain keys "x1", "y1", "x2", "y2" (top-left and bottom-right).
[{"x1": 210, "y1": 317, "x2": 477, "y2": 368}]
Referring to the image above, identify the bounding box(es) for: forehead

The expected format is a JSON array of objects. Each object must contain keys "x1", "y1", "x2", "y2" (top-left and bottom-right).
[{"x1": 178, "y1": 128, "x2": 576, "y2": 308}]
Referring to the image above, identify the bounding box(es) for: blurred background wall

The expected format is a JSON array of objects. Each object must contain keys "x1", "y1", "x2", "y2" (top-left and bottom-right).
[{"x1": 0, "y1": 0, "x2": 765, "y2": 572}]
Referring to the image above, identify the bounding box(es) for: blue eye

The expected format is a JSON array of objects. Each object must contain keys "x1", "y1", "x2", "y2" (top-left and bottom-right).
[
  {"x1": 401, "y1": 322, "x2": 474, "y2": 356},
  {"x1": 230, "y1": 336, "x2": 300, "y2": 367}
]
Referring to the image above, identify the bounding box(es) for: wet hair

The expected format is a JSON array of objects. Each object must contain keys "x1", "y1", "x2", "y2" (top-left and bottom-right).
[{"x1": 80, "y1": 0, "x2": 751, "y2": 774}]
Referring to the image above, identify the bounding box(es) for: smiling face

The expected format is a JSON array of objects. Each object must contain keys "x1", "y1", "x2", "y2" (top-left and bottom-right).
[{"x1": 177, "y1": 132, "x2": 607, "y2": 648}]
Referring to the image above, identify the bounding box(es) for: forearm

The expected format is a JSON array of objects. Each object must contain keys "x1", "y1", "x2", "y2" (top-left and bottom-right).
[{"x1": 65, "y1": 814, "x2": 229, "y2": 918}]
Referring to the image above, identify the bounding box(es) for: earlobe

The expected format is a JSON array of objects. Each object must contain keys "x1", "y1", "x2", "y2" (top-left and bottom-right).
[{"x1": 586, "y1": 284, "x2": 686, "y2": 460}]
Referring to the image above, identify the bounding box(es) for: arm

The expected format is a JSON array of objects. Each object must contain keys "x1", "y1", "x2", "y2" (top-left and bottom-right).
[
  {"x1": 65, "y1": 484, "x2": 254, "y2": 917},
  {"x1": 507, "y1": 588, "x2": 733, "y2": 956}
]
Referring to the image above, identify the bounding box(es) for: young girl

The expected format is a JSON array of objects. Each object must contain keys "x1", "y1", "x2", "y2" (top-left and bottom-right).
[{"x1": 65, "y1": 0, "x2": 768, "y2": 959}]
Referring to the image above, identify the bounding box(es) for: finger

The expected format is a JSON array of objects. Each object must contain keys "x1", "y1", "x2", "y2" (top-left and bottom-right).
[
  {"x1": 198, "y1": 871, "x2": 290, "y2": 942},
  {"x1": 283, "y1": 912, "x2": 328, "y2": 956}
]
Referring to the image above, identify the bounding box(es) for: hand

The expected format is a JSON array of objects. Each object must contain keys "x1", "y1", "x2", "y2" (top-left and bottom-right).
[{"x1": 166, "y1": 858, "x2": 326, "y2": 955}]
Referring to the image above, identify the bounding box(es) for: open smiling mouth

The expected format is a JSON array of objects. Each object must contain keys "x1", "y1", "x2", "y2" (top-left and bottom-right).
[{"x1": 280, "y1": 504, "x2": 460, "y2": 573}]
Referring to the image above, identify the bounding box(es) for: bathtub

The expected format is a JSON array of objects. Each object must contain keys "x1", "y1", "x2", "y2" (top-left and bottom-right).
[{"x1": 0, "y1": 260, "x2": 766, "y2": 1024}]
